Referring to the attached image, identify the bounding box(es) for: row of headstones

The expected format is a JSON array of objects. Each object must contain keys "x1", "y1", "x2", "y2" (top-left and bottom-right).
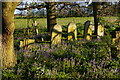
[
  {"x1": 20, "y1": 21, "x2": 104, "y2": 47},
  {"x1": 19, "y1": 22, "x2": 77, "y2": 47},
  {"x1": 84, "y1": 20, "x2": 104, "y2": 40},
  {"x1": 51, "y1": 23, "x2": 77, "y2": 45},
  {"x1": 51, "y1": 21, "x2": 104, "y2": 45}
]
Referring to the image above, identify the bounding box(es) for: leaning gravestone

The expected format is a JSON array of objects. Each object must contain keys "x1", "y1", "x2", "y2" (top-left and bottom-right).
[
  {"x1": 51, "y1": 24, "x2": 62, "y2": 45},
  {"x1": 67, "y1": 23, "x2": 77, "y2": 41},
  {"x1": 97, "y1": 24, "x2": 104, "y2": 39},
  {"x1": 84, "y1": 20, "x2": 94, "y2": 40},
  {"x1": 20, "y1": 39, "x2": 35, "y2": 48}
]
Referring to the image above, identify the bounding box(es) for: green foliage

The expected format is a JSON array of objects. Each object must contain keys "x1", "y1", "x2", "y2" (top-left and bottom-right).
[
  {"x1": 99, "y1": 17, "x2": 119, "y2": 34},
  {"x1": 14, "y1": 17, "x2": 94, "y2": 29},
  {"x1": 2, "y1": 36, "x2": 120, "y2": 79},
  {"x1": 5, "y1": 17, "x2": 119, "y2": 79}
]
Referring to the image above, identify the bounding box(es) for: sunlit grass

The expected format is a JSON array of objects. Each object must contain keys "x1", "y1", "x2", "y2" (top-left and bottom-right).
[
  {"x1": 14, "y1": 17, "x2": 93, "y2": 29},
  {"x1": 14, "y1": 17, "x2": 117, "y2": 29}
]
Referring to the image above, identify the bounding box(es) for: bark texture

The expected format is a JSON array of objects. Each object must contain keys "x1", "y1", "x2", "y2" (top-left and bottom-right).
[
  {"x1": 46, "y1": 2, "x2": 57, "y2": 33},
  {"x1": 2, "y1": 2, "x2": 19, "y2": 68},
  {"x1": 92, "y1": 2, "x2": 99, "y2": 38}
]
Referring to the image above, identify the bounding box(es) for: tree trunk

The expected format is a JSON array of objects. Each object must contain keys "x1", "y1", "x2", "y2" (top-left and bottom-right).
[
  {"x1": 117, "y1": 2, "x2": 120, "y2": 25},
  {"x1": 2, "y1": 2, "x2": 19, "y2": 68},
  {"x1": 0, "y1": 2, "x2": 2, "y2": 71},
  {"x1": 46, "y1": 2, "x2": 57, "y2": 33},
  {"x1": 92, "y1": 2, "x2": 99, "y2": 38}
]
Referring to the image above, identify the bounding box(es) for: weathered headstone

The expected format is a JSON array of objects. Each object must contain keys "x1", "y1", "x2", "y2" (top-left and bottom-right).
[
  {"x1": 111, "y1": 28, "x2": 120, "y2": 42},
  {"x1": 24, "y1": 27, "x2": 31, "y2": 36},
  {"x1": 84, "y1": 20, "x2": 90, "y2": 39},
  {"x1": 115, "y1": 31, "x2": 120, "y2": 56},
  {"x1": 51, "y1": 24, "x2": 62, "y2": 45},
  {"x1": 20, "y1": 39, "x2": 35, "y2": 48},
  {"x1": 32, "y1": 21, "x2": 38, "y2": 27},
  {"x1": 111, "y1": 28, "x2": 120, "y2": 57},
  {"x1": 115, "y1": 31, "x2": 120, "y2": 45},
  {"x1": 97, "y1": 24, "x2": 104, "y2": 39},
  {"x1": 32, "y1": 21, "x2": 39, "y2": 35},
  {"x1": 67, "y1": 23, "x2": 77, "y2": 41},
  {"x1": 115, "y1": 31, "x2": 120, "y2": 54},
  {"x1": 35, "y1": 28, "x2": 39, "y2": 35},
  {"x1": 84, "y1": 21, "x2": 94, "y2": 40}
]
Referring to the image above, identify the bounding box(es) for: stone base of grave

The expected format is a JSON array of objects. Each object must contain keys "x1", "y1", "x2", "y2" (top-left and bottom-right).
[{"x1": 20, "y1": 39, "x2": 35, "y2": 48}]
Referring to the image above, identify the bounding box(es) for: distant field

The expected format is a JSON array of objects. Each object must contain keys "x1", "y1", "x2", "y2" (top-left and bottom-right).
[
  {"x1": 14, "y1": 17, "x2": 117, "y2": 29},
  {"x1": 14, "y1": 17, "x2": 94, "y2": 29}
]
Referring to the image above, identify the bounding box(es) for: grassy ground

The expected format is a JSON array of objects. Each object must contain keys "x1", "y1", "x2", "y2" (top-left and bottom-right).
[
  {"x1": 14, "y1": 17, "x2": 94, "y2": 29},
  {"x1": 14, "y1": 17, "x2": 117, "y2": 29}
]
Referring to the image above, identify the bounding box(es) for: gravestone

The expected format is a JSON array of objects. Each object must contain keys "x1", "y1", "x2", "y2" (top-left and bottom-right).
[
  {"x1": 97, "y1": 24, "x2": 104, "y2": 39},
  {"x1": 32, "y1": 21, "x2": 39, "y2": 35},
  {"x1": 35, "y1": 29, "x2": 39, "y2": 35},
  {"x1": 67, "y1": 23, "x2": 77, "y2": 41},
  {"x1": 115, "y1": 31, "x2": 120, "y2": 51},
  {"x1": 20, "y1": 39, "x2": 35, "y2": 48},
  {"x1": 32, "y1": 21, "x2": 38, "y2": 27},
  {"x1": 115, "y1": 31, "x2": 120, "y2": 47},
  {"x1": 111, "y1": 28, "x2": 120, "y2": 43},
  {"x1": 51, "y1": 24, "x2": 62, "y2": 45},
  {"x1": 24, "y1": 27, "x2": 31, "y2": 36},
  {"x1": 84, "y1": 21, "x2": 94, "y2": 40},
  {"x1": 115, "y1": 31, "x2": 120, "y2": 56},
  {"x1": 111, "y1": 28, "x2": 120, "y2": 57}
]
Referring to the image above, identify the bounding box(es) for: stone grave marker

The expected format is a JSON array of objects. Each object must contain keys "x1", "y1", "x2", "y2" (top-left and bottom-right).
[
  {"x1": 20, "y1": 39, "x2": 35, "y2": 48},
  {"x1": 115, "y1": 31, "x2": 120, "y2": 47},
  {"x1": 97, "y1": 24, "x2": 104, "y2": 39},
  {"x1": 32, "y1": 21, "x2": 38, "y2": 27},
  {"x1": 32, "y1": 21, "x2": 39, "y2": 35},
  {"x1": 112, "y1": 29, "x2": 119, "y2": 42},
  {"x1": 115, "y1": 31, "x2": 120, "y2": 56},
  {"x1": 24, "y1": 27, "x2": 31, "y2": 36},
  {"x1": 111, "y1": 28, "x2": 120, "y2": 57},
  {"x1": 84, "y1": 21, "x2": 94, "y2": 40},
  {"x1": 67, "y1": 23, "x2": 77, "y2": 41},
  {"x1": 112, "y1": 31, "x2": 120, "y2": 57},
  {"x1": 51, "y1": 24, "x2": 62, "y2": 45}
]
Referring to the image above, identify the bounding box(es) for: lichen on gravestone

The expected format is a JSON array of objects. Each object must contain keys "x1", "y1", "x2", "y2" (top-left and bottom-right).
[
  {"x1": 51, "y1": 24, "x2": 62, "y2": 45},
  {"x1": 67, "y1": 22, "x2": 77, "y2": 41},
  {"x1": 84, "y1": 21, "x2": 94, "y2": 40},
  {"x1": 97, "y1": 24, "x2": 104, "y2": 39},
  {"x1": 20, "y1": 39, "x2": 35, "y2": 48}
]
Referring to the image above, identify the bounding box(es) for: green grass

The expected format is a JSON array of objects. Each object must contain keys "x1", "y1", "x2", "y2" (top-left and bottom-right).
[
  {"x1": 15, "y1": 17, "x2": 94, "y2": 29},
  {"x1": 15, "y1": 18, "x2": 47, "y2": 29},
  {"x1": 14, "y1": 17, "x2": 117, "y2": 29},
  {"x1": 57, "y1": 17, "x2": 94, "y2": 26}
]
